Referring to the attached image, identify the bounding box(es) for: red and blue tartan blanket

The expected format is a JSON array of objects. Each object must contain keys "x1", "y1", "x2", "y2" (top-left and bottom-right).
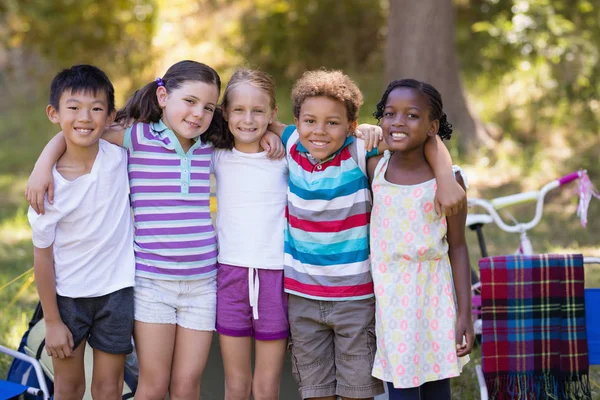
[{"x1": 480, "y1": 254, "x2": 591, "y2": 399}]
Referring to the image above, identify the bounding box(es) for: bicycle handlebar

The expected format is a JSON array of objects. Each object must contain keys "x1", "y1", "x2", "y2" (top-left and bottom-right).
[
  {"x1": 468, "y1": 171, "x2": 581, "y2": 233},
  {"x1": 558, "y1": 172, "x2": 580, "y2": 185}
]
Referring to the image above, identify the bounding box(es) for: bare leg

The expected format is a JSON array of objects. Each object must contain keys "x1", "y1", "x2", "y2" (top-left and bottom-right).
[
  {"x1": 52, "y1": 340, "x2": 86, "y2": 400},
  {"x1": 169, "y1": 327, "x2": 213, "y2": 400},
  {"x1": 220, "y1": 334, "x2": 252, "y2": 400},
  {"x1": 90, "y1": 348, "x2": 126, "y2": 400},
  {"x1": 133, "y1": 321, "x2": 176, "y2": 400},
  {"x1": 252, "y1": 338, "x2": 286, "y2": 400},
  {"x1": 341, "y1": 397, "x2": 374, "y2": 400}
]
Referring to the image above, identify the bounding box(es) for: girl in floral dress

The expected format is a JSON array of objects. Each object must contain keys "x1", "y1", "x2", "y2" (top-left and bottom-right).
[{"x1": 366, "y1": 79, "x2": 474, "y2": 400}]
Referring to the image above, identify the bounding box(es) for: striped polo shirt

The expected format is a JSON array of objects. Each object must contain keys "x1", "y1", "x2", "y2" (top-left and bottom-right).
[
  {"x1": 282, "y1": 126, "x2": 377, "y2": 301},
  {"x1": 123, "y1": 120, "x2": 217, "y2": 280}
]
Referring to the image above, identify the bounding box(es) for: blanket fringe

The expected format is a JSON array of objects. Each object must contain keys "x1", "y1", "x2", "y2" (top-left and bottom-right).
[{"x1": 484, "y1": 373, "x2": 591, "y2": 399}]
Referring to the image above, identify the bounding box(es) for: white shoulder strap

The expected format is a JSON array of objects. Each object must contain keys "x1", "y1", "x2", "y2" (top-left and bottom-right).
[{"x1": 355, "y1": 138, "x2": 367, "y2": 175}]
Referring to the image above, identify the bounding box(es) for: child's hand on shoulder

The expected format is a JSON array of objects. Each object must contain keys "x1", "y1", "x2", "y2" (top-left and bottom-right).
[
  {"x1": 355, "y1": 124, "x2": 383, "y2": 152},
  {"x1": 434, "y1": 174, "x2": 466, "y2": 217},
  {"x1": 455, "y1": 313, "x2": 474, "y2": 357},
  {"x1": 261, "y1": 130, "x2": 285, "y2": 159},
  {"x1": 26, "y1": 166, "x2": 55, "y2": 215},
  {"x1": 45, "y1": 320, "x2": 75, "y2": 359}
]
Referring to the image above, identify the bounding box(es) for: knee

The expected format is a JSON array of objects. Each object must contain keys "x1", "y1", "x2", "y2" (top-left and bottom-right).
[
  {"x1": 136, "y1": 377, "x2": 170, "y2": 400},
  {"x1": 54, "y1": 377, "x2": 85, "y2": 400},
  {"x1": 252, "y1": 376, "x2": 280, "y2": 400},
  {"x1": 169, "y1": 375, "x2": 201, "y2": 400},
  {"x1": 226, "y1": 377, "x2": 252, "y2": 400},
  {"x1": 91, "y1": 379, "x2": 123, "y2": 400}
]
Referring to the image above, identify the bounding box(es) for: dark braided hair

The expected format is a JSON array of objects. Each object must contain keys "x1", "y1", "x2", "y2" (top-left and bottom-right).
[{"x1": 373, "y1": 79, "x2": 452, "y2": 140}]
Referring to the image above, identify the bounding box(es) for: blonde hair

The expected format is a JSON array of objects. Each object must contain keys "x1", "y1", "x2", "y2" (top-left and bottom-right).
[
  {"x1": 291, "y1": 69, "x2": 363, "y2": 122},
  {"x1": 222, "y1": 68, "x2": 277, "y2": 111},
  {"x1": 217, "y1": 68, "x2": 277, "y2": 149}
]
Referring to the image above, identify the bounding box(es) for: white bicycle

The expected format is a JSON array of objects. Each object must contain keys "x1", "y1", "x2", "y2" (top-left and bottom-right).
[{"x1": 465, "y1": 170, "x2": 600, "y2": 400}]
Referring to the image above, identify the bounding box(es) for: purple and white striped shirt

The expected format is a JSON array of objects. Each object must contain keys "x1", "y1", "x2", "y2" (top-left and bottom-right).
[{"x1": 123, "y1": 120, "x2": 217, "y2": 280}]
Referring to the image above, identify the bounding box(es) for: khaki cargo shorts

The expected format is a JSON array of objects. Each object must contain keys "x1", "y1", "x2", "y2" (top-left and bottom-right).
[{"x1": 288, "y1": 295, "x2": 384, "y2": 399}]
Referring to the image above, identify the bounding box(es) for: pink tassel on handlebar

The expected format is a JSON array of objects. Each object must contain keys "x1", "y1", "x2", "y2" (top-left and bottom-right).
[{"x1": 577, "y1": 170, "x2": 600, "y2": 227}]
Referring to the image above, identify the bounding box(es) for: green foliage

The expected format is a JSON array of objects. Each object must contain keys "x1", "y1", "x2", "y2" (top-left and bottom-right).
[
  {"x1": 224, "y1": 0, "x2": 386, "y2": 79},
  {"x1": 1, "y1": 0, "x2": 157, "y2": 101},
  {"x1": 456, "y1": 0, "x2": 600, "y2": 145}
]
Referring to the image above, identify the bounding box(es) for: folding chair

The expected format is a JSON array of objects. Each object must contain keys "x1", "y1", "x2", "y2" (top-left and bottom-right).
[{"x1": 0, "y1": 344, "x2": 51, "y2": 400}]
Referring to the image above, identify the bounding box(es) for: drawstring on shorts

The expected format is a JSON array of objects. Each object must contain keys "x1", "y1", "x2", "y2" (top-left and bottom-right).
[{"x1": 248, "y1": 268, "x2": 260, "y2": 320}]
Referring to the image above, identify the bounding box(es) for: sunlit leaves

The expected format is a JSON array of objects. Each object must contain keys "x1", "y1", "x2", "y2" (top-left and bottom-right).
[{"x1": 456, "y1": 0, "x2": 600, "y2": 140}]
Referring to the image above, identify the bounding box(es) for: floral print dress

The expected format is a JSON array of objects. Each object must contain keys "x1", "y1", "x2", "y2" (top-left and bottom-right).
[{"x1": 370, "y1": 151, "x2": 469, "y2": 389}]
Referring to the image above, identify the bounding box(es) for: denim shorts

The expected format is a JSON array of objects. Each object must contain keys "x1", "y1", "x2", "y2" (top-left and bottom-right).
[
  {"x1": 133, "y1": 275, "x2": 216, "y2": 331},
  {"x1": 288, "y1": 295, "x2": 384, "y2": 399},
  {"x1": 57, "y1": 286, "x2": 134, "y2": 354},
  {"x1": 216, "y1": 263, "x2": 289, "y2": 340}
]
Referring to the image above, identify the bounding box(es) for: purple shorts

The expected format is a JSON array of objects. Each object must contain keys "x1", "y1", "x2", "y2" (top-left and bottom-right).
[{"x1": 216, "y1": 263, "x2": 289, "y2": 340}]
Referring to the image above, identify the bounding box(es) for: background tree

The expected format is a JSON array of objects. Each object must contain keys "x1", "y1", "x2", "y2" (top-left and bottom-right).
[
  {"x1": 386, "y1": 0, "x2": 484, "y2": 153},
  {"x1": 227, "y1": 0, "x2": 385, "y2": 80}
]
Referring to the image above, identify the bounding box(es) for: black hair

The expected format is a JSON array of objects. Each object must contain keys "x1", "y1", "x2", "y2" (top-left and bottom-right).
[
  {"x1": 373, "y1": 79, "x2": 452, "y2": 140},
  {"x1": 49, "y1": 64, "x2": 115, "y2": 112},
  {"x1": 115, "y1": 60, "x2": 225, "y2": 145}
]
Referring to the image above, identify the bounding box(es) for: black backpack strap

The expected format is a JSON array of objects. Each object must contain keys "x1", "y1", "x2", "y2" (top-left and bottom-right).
[{"x1": 36, "y1": 338, "x2": 46, "y2": 360}]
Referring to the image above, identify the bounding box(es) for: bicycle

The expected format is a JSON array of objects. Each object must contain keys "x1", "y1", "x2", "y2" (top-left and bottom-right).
[{"x1": 465, "y1": 170, "x2": 600, "y2": 400}]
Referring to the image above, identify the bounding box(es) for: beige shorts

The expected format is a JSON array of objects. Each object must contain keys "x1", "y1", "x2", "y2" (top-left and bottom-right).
[
  {"x1": 287, "y1": 295, "x2": 384, "y2": 399},
  {"x1": 134, "y1": 275, "x2": 216, "y2": 331}
]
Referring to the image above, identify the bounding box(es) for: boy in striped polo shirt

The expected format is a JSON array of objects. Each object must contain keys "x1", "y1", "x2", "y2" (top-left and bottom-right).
[{"x1": 272, "y1": 70, "x2": 465, "y2": 400}]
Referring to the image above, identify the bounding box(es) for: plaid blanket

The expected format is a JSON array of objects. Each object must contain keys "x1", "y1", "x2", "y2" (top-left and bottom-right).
[{"x1": 480, "y1": 254, "x2": 591, "y2": 400}]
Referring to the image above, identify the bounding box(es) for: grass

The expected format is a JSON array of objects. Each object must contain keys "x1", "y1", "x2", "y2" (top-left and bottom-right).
[{"x1": 1, "y1": 85, "x2": 600, "y2": 399}]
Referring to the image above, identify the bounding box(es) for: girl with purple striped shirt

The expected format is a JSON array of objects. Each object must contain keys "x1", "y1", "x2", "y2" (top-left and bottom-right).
[{"x1": 26, "y1": 60, "x2": 284, "y2": 400}]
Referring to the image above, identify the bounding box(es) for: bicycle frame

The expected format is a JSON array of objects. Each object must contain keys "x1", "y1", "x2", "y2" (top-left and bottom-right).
[
  {"x1": 467, "y1": 171, "x2": 600, "y2": 399},
  {"x1": 468, "y1": 171, "x2": 581, "y2": 234}
]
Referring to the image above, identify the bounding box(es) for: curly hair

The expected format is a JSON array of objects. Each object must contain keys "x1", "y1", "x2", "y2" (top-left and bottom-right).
[
  {"x1": 291, "y1": 69, "x2": 363, "y2": 122},
  {"x1": 373, "y1": 79, "x2": 453, "y2": 141}
]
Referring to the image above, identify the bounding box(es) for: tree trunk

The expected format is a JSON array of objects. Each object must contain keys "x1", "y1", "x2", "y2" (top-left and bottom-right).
[{"x1": 385, "y1": 0, "x2": 483, "y2": 154}]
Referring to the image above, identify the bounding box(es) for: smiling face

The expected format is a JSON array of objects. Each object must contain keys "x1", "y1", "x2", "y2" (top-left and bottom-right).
[
  {"x1": 224, "y1": 83, "x2": 276, "y2": 153},
  {"x1": 295, "y1": 96, "x2": 357, "y2": 161},
  {"x1": 47, "y1": 89, "x2": 114, "y2": 148},
  {"x1": 157, "y1": 80, "x2": 220, "y2": 146},
  {"x1": 381, "y1": 87, "x2": 438, "y2": 153}
]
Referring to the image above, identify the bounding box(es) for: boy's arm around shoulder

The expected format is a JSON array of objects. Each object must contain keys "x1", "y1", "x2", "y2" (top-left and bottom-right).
[
  {"x1": 425, "y1": 135, "x2": 466, "y2": 217},
  {"x1": 446, "y1": 173, "x2": 474, "y2": 357}
]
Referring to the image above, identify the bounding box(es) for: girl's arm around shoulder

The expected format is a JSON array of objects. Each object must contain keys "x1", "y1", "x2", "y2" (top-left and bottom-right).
[
  {"x1": 425, "y1": 135, "x2": 466, "y2": 217},
  {"x1": 26, "y1": 125, "x2": 125, "y2": 215},
  {"x1": 26, "y1": 132, "x2": 66, "y2": 215},
  {"x1": 267, "y1": 120, "x2": 288, "y2": 137},
  {"x1": 446, "y1": 172, "x2": 474, "y2": 357},
  {"x1": 103, "y1": 123, "x2": 126, "y2": 147}
]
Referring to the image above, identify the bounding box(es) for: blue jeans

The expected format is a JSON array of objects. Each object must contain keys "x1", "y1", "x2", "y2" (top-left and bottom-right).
[{"x1": 386, "y1": 379, "x2": 451, "y2": 400}]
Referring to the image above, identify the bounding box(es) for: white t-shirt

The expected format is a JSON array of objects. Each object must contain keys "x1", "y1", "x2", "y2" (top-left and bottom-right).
[
  {"x1": 212, "y1": 148, "x2": 288, "y2": 270},
  {"x1": 28, "y1": 139, "x2": 135, "y2": 298}
]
